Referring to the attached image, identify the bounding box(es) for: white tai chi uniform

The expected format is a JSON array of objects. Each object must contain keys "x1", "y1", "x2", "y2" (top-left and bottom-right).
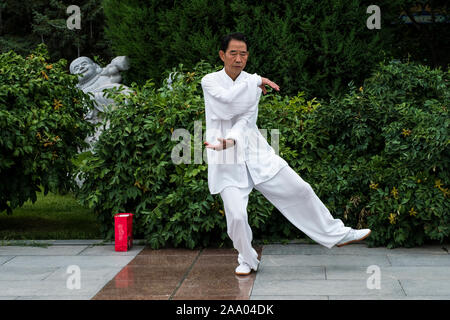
[{"x1": 201, "y1": 68, "x2": 351, "y2": 270}]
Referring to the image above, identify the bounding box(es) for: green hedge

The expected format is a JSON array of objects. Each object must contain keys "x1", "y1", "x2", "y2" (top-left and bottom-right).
[
  {"x1": 295, "y1": 60, "x2": 449, "y2": 248},
  {"x1": 0, "y1": 44, "x2": 94, "y2": 214},
  {"x1": 76, "y1": 59, "x2": 448, "y2": 248},
  {"x1": 102, "y1": 0, "x2": 449, "y2": 100}
]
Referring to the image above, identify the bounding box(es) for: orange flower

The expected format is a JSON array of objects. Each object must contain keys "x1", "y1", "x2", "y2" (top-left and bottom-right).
[
  {"x1": 434, "y1": 179, "x2": 443, "y2": 189},
  {"x1": 53, "y1": 99, "x2": 62, "y2": 110},
  {"x1": 388, "y1": 213, "x2": 396, "y2": 224},
  {"x1": 45, "y1": 64, "x2": 53, "y2": 70},
  {"x1": 391, "y1": 186, "x2": 399, "y2": 199},
  {"x1": 441, "y1": 187, "x2": 449, "y2": 197},
  {"x1": 401, "y1": 128, "x2": 411, "y2": 137},
  {"x1": 41, "y1": 71, "x2": 49, "y2": 80}
]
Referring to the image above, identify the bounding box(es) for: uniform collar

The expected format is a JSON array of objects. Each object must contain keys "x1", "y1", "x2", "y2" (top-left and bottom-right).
[{"x1": 220, "y1": 67, "x2": 244, "y2": 85}]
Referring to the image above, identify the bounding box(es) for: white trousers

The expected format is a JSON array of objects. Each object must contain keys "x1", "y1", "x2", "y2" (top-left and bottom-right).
[{"x1": 220, "y1": 165, "x2": 351, "y2": 269}]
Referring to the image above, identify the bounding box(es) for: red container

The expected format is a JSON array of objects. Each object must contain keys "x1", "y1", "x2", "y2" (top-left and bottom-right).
[{"x1": 114, "y1": 213, "x2": 134, "y2": 252}]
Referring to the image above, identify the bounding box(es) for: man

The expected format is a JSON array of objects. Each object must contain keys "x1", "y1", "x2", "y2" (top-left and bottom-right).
[{"x1": 201, "y1": 33, "x2": 371, "y2": 276}]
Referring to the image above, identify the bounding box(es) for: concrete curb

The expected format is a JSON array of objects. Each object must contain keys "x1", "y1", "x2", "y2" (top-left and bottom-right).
[{"x1": 0, "y1": 239, "x2": 148, "y2": 246}]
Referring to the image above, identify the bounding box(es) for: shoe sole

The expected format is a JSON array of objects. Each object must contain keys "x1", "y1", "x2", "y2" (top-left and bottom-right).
[
  {"x1": 235, "y1": 268, "x2": 257, "y2": 276},
  {"x1": 336, "y1": 230, "x2": 372, "y2": 247}
]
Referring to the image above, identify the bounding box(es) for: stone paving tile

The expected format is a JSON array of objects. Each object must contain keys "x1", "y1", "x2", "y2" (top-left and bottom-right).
[
  {"x1": 113, "y1": 265, "x2": 188, "y2": 281},
  {"x1": 326, "y1": 265, "x2": 450, "y2": 280},
  {"x1": 0, "y1": 267, "x2": 58, "y2": 280},
  {"x1": 0, "y1": 243, "x2": 144, "y2": 300},
  {"x1": 0, "y1": 256, "x2": 14, "y2": 265},
  {"x1": 174, "y1": 277, "x2": 255, "y2": 298},
  {"x1": 95, "y1": 279, "x2": 181, "y2": 298},
  {"x1": 263, "y1": 244, "x2": 448, "y2": 256},
  {"x1": 79, "y1": 245, "x2": 144, "y2": 256},
  {"x1": 139, "y1": 248, "x2": 200, "y2": 256},
  {"x1": 40, "y1": 240, "x2": 106, "y2": 245},
  {"x1": 127, "y1": 254, "x2": 197, "y2": 267},
  {"x1": 186, "y1": 265, "x2": 235, "y2": 281},
  {"x1": 255, "y1": 265, "x2": 325, "y2": 281},
  {"x1": 3, "y1": 255, "x2": 137, "y2": 268},
  {"x1": 93, "y1": 293, "x2": 171, "y2": 300},
  {"x1": 92, "y1": 247, "x2": 200, "y2": 300},
  {"x1": 400, "y1": 280, "x2": 450, "y2": 296},
  {"x1": 251, "y1": 244, "x2": 450, "y2": 300},
  {"x1": 16, "y1": 295, "x2": 92, "y2": 300},
  {"x1": 44, "y1": 266, "x2": 123, "y2": 281},
  {"x1": 387, "y1": 254, "x2": 450, "y2": 266},
  {"x1": 201, "y1": 248, "x2": 239, "y2": 255},
  {"x1": 93, "y1": 246, "x2": 261, "y2": 300},
  {"x1": 251, "y1": 279, "x2": 405, "y2": 297},
  {"x1": 173, "y1": 252, "x2": 257, "y2": 300},
  {"x1": 261, "y1": 254, "x2": 391, "y2": 267},
  {"x1": 0, "y1": 245, "x2": 88, "y2": 256},
  {"x1": 0, "y1": 279, "x2": 106, "y2": 297}
]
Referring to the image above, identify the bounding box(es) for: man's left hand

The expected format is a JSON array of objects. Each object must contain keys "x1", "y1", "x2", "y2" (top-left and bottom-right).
[{"x1": 204, "y1": 138, "x2": 235, "y2": 151}]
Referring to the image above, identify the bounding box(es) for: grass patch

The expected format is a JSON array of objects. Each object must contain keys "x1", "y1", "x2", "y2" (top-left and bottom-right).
[{"x1": 0, "y1": 189, "x2": 102, "y2": 240}]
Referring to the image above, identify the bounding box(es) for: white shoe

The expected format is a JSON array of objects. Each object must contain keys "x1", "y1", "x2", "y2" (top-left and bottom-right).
[
  {"x1": 235, "y1": 262, "x2": 256, "y2": 276},
  {"x1": 336, "y1": 229, "x2": 371, "y2": 247}
]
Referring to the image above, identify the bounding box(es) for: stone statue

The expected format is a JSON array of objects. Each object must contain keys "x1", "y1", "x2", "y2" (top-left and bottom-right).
[
  {"x1": 70, "y1": 56, "x2": 131, "y2": 128},
  {"x1": 70, "y1": 56, "x2": 131, "y2": 187}
]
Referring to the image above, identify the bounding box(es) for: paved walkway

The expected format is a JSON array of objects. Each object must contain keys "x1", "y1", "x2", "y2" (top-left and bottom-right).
[
  {"x1": 251, "y1": 243, "x2": 450, "y2": 300},
  {"x1": 0, "y1": 241, "x2": 143, "y2": 300},
  {"x1": 1, "y1": 241, "x2": 449, "y2": 300}
]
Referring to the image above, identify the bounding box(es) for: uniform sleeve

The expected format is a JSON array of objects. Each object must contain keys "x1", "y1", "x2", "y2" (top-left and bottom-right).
[
  {"x1": 201, "y1": 73, "x2": 262, "y2": 120},
  {"x1": 224, "y1": 110, "x2": 253, "y2": 143}
]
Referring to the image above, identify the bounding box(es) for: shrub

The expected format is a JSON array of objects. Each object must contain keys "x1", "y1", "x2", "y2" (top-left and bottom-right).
[
  {"x1": 0, "y1": 44, "x2": 94, "y2": 214},
  {"x1": 76, "y1": 59, "x2": 449, "y2": 249},
  {"x1": 295, "y1": 59, "x2": 449, "y2": 248}
]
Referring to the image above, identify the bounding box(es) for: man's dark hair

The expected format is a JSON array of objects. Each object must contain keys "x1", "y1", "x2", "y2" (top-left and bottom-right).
[{"x1": 220, "y1": 32, "x2": 249, "y2": 52}]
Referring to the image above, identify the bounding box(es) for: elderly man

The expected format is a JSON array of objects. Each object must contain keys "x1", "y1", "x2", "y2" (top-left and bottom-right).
[{"x1": 201, "y1": 33, "x2": 371, "y2": 276}]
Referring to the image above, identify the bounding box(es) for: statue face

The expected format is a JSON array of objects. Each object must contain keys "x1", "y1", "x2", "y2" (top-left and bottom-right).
[{"x1": 72, "y1": 58, "x2": 97, "y2": 81}]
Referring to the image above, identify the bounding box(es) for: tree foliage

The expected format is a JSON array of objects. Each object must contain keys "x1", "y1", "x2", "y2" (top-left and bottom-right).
[{"x1": 0, "y1": 44, "x2": 95, "y2": 214}]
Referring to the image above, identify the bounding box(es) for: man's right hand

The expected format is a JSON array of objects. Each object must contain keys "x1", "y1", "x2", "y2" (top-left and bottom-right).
[{"x1": 259, "y1": 77, "x2": 280, "y2": 95}]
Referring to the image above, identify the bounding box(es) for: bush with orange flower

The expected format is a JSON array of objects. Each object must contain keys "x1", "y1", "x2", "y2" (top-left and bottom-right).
[{"x1": 0, "y1": 44, "x2": 95, "y2": 214}]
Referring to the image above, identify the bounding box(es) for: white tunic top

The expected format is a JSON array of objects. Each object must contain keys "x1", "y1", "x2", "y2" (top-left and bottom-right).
[{"x1": 201, "y1": 68, "x2": 288, "y2": 194}]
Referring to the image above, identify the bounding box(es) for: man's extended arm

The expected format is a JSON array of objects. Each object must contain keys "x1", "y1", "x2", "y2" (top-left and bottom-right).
[
  {"x1": 201, "y1": 73, "x2": 262, "y2": 120},
  {"x1": 204, "y1": 77, "x2": 280, "y2": 151}
]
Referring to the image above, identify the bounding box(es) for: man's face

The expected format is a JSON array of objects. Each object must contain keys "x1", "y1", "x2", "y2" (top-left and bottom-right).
[{"x1": 219, "y1": 39, "x2": 249, "y2": 80}]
